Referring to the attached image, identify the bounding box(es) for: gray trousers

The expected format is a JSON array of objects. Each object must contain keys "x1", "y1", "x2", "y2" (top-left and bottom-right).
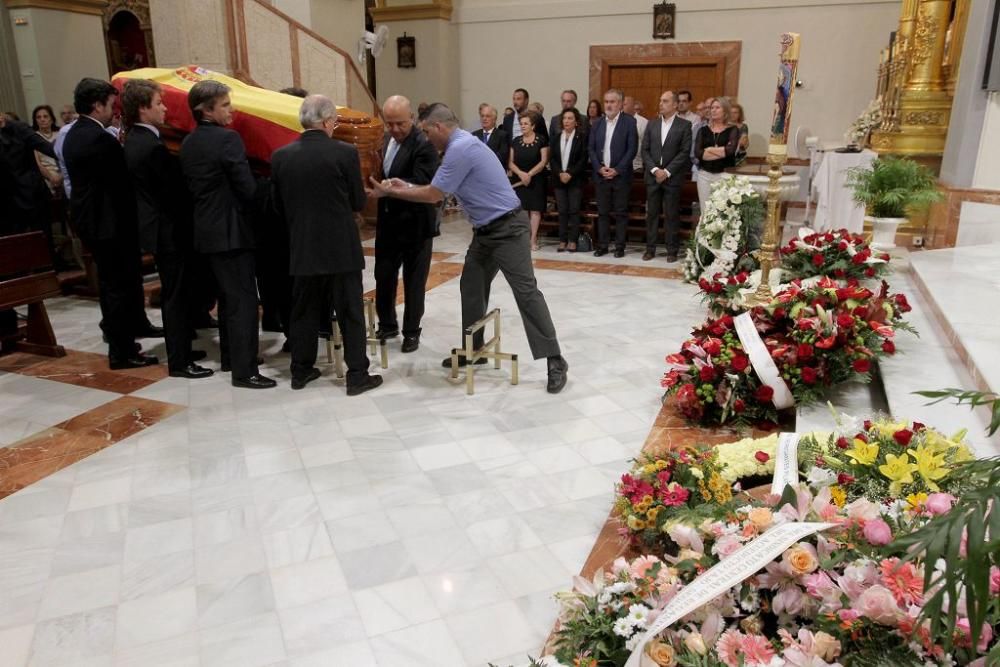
[{"x1": 461, "y1": 213, "x2": 561, "y2": 360}]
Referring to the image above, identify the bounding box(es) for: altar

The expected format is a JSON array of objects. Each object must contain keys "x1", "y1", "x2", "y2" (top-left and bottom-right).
[{"x1": 810, "y1": 147, "x2": 877, "y2": 234}]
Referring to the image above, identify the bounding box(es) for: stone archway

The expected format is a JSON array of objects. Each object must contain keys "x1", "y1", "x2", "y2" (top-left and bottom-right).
[{"x1": 103, "y1": 0, "x2": 156, "y2": 76}]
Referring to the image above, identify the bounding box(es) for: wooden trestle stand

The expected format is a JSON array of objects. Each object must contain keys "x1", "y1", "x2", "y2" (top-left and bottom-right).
[{"x1": 449, "y1": 308, "x2": 518, "y2": 395}]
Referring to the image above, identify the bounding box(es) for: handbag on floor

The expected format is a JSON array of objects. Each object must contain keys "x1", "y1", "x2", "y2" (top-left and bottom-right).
[{"x1": 576, "y1": 232, "x2": 593, "y2": 253}]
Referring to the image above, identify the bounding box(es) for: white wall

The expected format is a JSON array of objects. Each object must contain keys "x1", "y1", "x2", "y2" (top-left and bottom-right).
[
  {"x1": 451, "y1": 0, "x2": 899, "y2": 155},
  {"x1": 374, "y1": 18, "x2": 460, "y2": 110},
  {"x1": 8, "y1": 7, "x2": 108, "y2": 115},
  {"x1": 972, "y1": 92, "x2": 1000, "y2": 190}
]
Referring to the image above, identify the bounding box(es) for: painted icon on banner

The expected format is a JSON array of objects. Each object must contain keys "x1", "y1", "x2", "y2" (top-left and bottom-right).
[
  {"x1": 653, "y1": 2, "x2": 676, "y2": 39},
  {"x1": 397, "y1": 33, "x2": 415, "y2": 69}
]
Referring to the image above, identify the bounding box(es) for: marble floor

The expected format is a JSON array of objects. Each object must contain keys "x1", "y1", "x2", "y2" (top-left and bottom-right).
[{"x1": 2, "y1": 219, "x2": 997, "y2": 667}]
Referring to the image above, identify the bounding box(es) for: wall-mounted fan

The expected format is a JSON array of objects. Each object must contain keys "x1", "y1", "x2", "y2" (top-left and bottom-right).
[{"x1": 357, "y1": 24, "x2": 389, "y2": 64}]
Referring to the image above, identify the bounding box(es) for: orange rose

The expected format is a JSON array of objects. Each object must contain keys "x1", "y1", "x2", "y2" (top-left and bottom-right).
[
  {"x1": 747, "y1": 507, "x2": 774, "y2": 530},
  {"x1": 645, "y1": 640, "x2": 678, "y2": 667},
  {"x1": 785, "y1": 543, "x2": 819, "y2": 575}
]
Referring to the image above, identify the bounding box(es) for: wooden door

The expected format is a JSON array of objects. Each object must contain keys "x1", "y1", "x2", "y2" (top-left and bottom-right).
[{"x1": 607, "y1": 59, "x2": 726, "y2": 116}]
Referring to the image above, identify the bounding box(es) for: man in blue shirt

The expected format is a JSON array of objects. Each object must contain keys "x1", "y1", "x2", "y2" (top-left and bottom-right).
[{"x1": 368, "y1": 103, "x2": 568, "y2": 393}]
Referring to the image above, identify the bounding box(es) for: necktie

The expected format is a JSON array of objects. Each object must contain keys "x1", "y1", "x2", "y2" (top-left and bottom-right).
[
  {"x1": 482, "y1": 131, "x2": 489, "y2": 143},
  {"x1": 384, "y1": 139, "x2": 399, "y2": 175}
]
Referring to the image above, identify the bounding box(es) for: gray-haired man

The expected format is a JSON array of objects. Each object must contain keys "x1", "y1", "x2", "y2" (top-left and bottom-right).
[{"x1": 368, "y1": 103, "x2": 568, "y2": 394}]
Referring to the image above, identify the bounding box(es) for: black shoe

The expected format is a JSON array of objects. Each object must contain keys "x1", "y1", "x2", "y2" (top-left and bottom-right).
[
  {"x1": 401, "y1": 335, "x2": 420, "y2": 353},
  {"x1": 281, "y1": 339, "x2": 291, "y2": 353},
  {"x1": 666, "y1": 252, "x2": 679, "y2": 263},
  {"x1": 547, "y1": 356, "x2": 569, "y2": 394},
  {"x1": 441, "y1": 355, "x2": 489, "y2": 368},
  {"x1": 109, "y1": 354, "x2": 159, "y2": 370},
  {"x1": 613, "y1": 248, "x2": 625, "y2": 258},
  {"x1": 642, "y1": 250, "x2": 655, "y2": 261},
  {"x1": 375, "y1": 327, "x2": 399, "y2": 340},
  {"x1": 190, "y1": 350, "x2": 207, "y2": 362},
  {"x1": 192, "y1": 315, "x2": 219, "y2": 329},
  {"x1": 169, "y1": 363, "x2": 214, "y2": 379},
  {"x1": 232, "y1": 374, "x2": 277, "y2": 389},
  {"x1": 593, "y1": 248, "x2": 608, "y2": 257},
  {"x1": 221, "y1": 356, "x2": 264, "y2": 373},
  {"x1": 346, "y1": 374, "x2": 383, "y2": 396},
  {"x1": 291, "y1": 367, "x2": 321, "y2": 390},
  {"x1": 136, "y1": 323, "x2": 165, "y2": 338}
]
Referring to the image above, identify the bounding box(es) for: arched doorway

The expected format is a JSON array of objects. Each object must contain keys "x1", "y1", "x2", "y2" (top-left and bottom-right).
[{"x1": 103, "y1": 0, "x2": 156, "y2": 76}]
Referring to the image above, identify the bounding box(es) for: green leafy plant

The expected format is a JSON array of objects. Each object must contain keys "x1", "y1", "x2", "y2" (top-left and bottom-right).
[
  {"x1": 891, "y1": 457, "x2": 1000, "y2": 665},
  {"x1": 915, "y1": 387, "x2": 1000, "y2": 436},
  {"x1": 846, "y1": 157, "x2": 944, "y2": 219}
]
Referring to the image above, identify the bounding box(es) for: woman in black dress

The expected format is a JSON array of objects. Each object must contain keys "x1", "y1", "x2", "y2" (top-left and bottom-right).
[
  {"x1": 694, "y1": 96, "x2": 740, "y2": 215},
  {"x1": 509, "y1": 111, "x2": 549, "y2": 250}
]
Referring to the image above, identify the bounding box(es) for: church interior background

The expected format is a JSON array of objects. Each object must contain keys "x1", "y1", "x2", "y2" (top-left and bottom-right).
[{"x1": 2, "y1": 0, "x2": 1000, "y2": 665}]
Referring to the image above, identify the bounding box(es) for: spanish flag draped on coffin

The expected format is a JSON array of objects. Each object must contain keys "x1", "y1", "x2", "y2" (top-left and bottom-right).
[{"x1": 111, "y1": 66, "x2": 383, "y2": 178}]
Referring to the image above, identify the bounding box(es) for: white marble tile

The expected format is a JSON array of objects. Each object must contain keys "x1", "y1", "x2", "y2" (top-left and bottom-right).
[
  {"x1": 194, "y1": 536, "x2": 268, "y2": 585},
  {"x1": 0, "y1": 623, "x2": 34, "y2": 667},
  {"x1": 369, "y1": 619, "x2": 467, "y2": 667},
  {"x1": 269, "y1": 556, "x2": 349, "y2": 609},
  {"x1": 37, "y1": 565, "x2": 121, "y2": 621},
  {"x1": 262, "y1": 523, "x2": 335, "y2": 569},
  {"x1": 465, "y1": 516, "x2": 543, "y2": 558},
  {"x1": 403, "y1": 528, "x2": 482, "y2": 575},
  {"x1": 288, "y1": 640, "x2": 377, "y2": 667},
  {"x1": 410, "y1": 442, "x2": 472, "y2": 471},
  {"x1": 50, "y1": 532, "x2": 124, "y2": 577},
  {"x1": 314, "y1": 483, "x2": 381, "y2": 522},
  {"x1": 487, "y1": 546, "x2": 571, "y2": 598},
  {"x1": 352, "y1": 576, "x2": 440, "y2": 638},
  {"x1": 123, "y1": 518, "x2": 193, "y2": 564},
  {"x1": 29, "y1": 606, "x2": 116, "y2": 667},
  {"x1": 198, "y1": 612, "x2": 287, "y2": 667},
  {"x1": 278, "y1": 593, "x2": 367, "y2": 656},
  {"x1": 385, "y1": 500, "x2": 459, "y2": 539},
  {"x1": 196, "y1": 572, "x2": 276, "y2": 629},
  {"x1": 446, "y1": 599, "x2": 544, "y2": 665},
  {"x1": 113, "y1": 631, "x2": 200, "y2": 667},
  {"x1": 254, "y1": 494, "x2": 322, "y2": 534},
  {"x1": 115, "y1": 587, "x2": 197, "y2": 649},
  {"x1": 338, "y1": 541, "x2": 418, "y2": 591},
  {"x1": 120, "y1": 549, "x2": 195, "y2": 601},
  {"x1": 324, "y1": 510, "x2": 399, "y2": 553}
]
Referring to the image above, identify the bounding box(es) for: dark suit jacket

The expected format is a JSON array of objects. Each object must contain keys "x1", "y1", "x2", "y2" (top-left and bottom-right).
[
  {"x1": 548, "y1": 130, "x2": 588, "y2": 188},
  {"x1": 587, "y1": 113, "x2": 637, "y2": 181},
  {"x1": 471, "y1": 127, "x2": 509, "y2": 167},
  {"x1": 640, "y1": 115, "x2": 693, "y2": 187},
  {"x1": 270, "y1": 130, "x2": 366, "y2": 276},
  {"x1": 123, "y1": 125, "x2": 192, "y2": 254},
  {"x1": 549, "y1": 113, "x2": 591, "y2": 144},
  {"x1": 62, "y1": 116, "x2": 138, "y2": 243},
  {"x1": 179, "y1": 121, "x2": 257, "y2": 254},
  {"x1": 0, "y1": 119, "x2": 55, "y2": 213},
  {"x1": 378, "y1": 127, "x2": 440, "y2": 243}
]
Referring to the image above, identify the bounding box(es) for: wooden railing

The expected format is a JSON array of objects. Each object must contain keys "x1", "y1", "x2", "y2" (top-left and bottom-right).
[{"x1": 224, "y1": 0, "x2": 381, "y2": 119}]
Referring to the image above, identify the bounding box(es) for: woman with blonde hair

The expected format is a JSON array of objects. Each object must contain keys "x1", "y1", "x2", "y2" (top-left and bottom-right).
[{"x1": 693, "y1": 96, "x2": 739, "y2": 214}]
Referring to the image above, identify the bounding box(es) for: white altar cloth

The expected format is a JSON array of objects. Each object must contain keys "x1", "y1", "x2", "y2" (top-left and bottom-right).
[{"x1": 811, "y1": 148, "x2": 877, "y2": 233}]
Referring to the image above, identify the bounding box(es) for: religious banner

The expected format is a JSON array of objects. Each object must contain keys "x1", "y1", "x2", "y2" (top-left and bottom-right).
[{"x1": 768, "y1": 32, "x2": 800, "y2": 148}]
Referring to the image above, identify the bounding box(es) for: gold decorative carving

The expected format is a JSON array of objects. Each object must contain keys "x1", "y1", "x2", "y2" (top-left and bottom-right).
[
  {"x1": 903, "y1": 110, "x2": 942, "y2": 125},
  {"x1": 5, "y1": 0, "x2": 105, "y2": 15},
  {"x1": 908, "y1": 6, "x2": 935, "y2": 77},
  {"x1": 102, "y1": 0, "x2": 149, "y2": 29},
  {"x1": 370, "y1": 1, "x2": 452, "y2": 22}
]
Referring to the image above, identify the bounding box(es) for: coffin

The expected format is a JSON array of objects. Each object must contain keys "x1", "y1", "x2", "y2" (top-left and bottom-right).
[{"x1": 111, "y1": 66, "x2": 383, "y2": 181}]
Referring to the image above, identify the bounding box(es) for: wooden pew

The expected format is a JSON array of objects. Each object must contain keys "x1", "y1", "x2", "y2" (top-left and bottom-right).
[{"x1": 0, "y1": 232, "x2": 67, "y2": 357}]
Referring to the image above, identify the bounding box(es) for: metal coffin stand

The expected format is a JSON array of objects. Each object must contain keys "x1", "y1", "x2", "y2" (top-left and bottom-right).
[
  {"x1": 325, "y1": 298, "x2": 388, "y2": 378},
  {"x1": 449, "y1": 308, "x2": 518, "y2": 395}
]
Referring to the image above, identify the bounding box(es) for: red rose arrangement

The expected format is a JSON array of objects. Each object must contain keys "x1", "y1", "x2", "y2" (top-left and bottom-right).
[{"x1": 780, "y1": 229, "x2": 892, "y2": 282}]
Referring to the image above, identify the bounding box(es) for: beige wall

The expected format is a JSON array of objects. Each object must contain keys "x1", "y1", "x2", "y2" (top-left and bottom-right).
[
  {"x1": 7, "y1": 7, "x2": 108, "y2": 115},
  {"x1": 374, "y1": 17, "x2": 459, "y2": 110},
  {"x1": 309, "y1": 0, "x2": 366, "y2": 59},
  {"x1": 449, "y1": 0, "x2": 898, "y2": 155},
  {"x1": 150, "y1": 0, "x2": 232, "y2": 73}
]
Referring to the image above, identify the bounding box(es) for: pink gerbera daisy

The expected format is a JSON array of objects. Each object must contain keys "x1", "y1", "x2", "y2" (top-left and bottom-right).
[
  {"x1": 880, "y1": 557, "x2": 923, "y2": 605},
  {"x1": 740, "y1": 633, "x2": 777, "y2": 665},
  {"x1": 716, "y1": 629, "x2": 744, "y2": 667}
]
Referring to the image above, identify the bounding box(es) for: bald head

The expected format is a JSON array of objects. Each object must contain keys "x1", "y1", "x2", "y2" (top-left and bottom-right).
[{"x1": 382, "y1": 94, "x2": 414, "y2": 142}]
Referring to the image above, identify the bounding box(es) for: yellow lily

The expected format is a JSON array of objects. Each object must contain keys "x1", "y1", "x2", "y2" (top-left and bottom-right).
[
  {"x1": 879, "y1": 452, "x2": 918, "y2": 496},
  {"x1": 908, "y1": 443, "x2": 949, "y2": 491},
  {"x1": 845, "y1": 438, "x2": 880, "y2": 466}
]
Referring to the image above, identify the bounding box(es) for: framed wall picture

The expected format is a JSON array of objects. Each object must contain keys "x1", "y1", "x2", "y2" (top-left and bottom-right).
[
  {"x1": 397, "y1": 33, "x2": 415, "y2": 68},
  {"x1": 653, "y1": 2, "x2": 675, "y2": 40}
]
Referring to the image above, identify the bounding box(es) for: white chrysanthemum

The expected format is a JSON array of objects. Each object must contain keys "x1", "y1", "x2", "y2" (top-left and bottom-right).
[{"x1": 613, "y1": 616, "x2": 635, "y2": 637}]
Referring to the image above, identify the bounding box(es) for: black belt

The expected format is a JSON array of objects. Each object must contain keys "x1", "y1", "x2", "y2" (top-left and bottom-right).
[{"x1": 474, "y1": 208, "x2": 520, "y2": 235}]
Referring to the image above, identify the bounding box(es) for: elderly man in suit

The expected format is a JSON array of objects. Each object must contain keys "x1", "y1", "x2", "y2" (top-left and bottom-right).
[
  {"x1": 500, "y1": 88, "x2": 529, "y2": 141},
  {"x1": 122, "y1": 79, "x2": 212, "y2": 379},
  {"x1": 641, "y1": 90, "x2": 693, "y2": 263},
  {"x1": 63, "y1": 78, "x2": 158, "y2": 370},
  {"x1": 271, "y1": 95, "x2": 382, "y2": 395},
  {"x1": 180, "y1": 80, "x2": 274, "y2": 389},
  {"x1": 372, "y1": 95, "x2": 440, "y2": 353},
  {"x1": 472, "y1": 103, "x2": 509, "y2": 166},
  {"x1": 587, "y1": 88, "x2": 637, "y2": 258}
]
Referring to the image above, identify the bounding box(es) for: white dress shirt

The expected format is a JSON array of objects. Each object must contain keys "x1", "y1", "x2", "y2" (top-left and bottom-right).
[
  {"x1": 560, "y1": 130, "x2": 575, "y2": 172},
  {"x1": 383, "y1": 137, "x2": 400, "y2": 174},
  {"x1": 511, "y1": 110, "x2": 522, "y2": 138},
  {"x1": 651, "y1": 113, "x2": 676, "y2": 176},
  {"x1": 679, "y1": 111, "x2": 700, "y2": 124},
  {"x1": 632, "y1": 114, "x2": 648, "y2": 172},
  {"x1": 602, "y1": 112, "x2": 620, "y2": 168}
]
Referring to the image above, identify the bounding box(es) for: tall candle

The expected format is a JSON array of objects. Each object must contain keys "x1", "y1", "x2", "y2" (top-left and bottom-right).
[{"x1": 768, "y1": 32, "x2": 801, "y2": 149}]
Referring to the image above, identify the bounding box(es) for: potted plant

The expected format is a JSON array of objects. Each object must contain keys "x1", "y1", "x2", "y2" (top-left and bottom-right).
[{"x1": 846, "y1": 156, "x2": 943, "y2": 248}]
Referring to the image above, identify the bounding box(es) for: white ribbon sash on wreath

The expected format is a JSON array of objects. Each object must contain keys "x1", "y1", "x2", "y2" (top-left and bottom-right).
[
  {"x1": 733, "y1": 312, "x2": 795, "y2": 409},
  {"x1": 771, "y1": 432, "x2": 800, "y2": 494},
  {"x1": 624, "y1": 521, "x2": 836, "y2": 667}
]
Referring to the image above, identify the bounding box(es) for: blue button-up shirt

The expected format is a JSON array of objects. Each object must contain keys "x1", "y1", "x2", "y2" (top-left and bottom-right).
[{"x1": 431, "y1": 128, "x2": 520, "y2": 228}]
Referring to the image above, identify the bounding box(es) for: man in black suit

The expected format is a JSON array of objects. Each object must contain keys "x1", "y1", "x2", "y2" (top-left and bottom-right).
[
  {"x1": 500, "y1": 88, "x2": 529, "y2": 142},
  {"x1": 641, "y1": 90, "x2": 693, "y2": 263},
  {"x1": 587, "y1": 88, "x2": 637, "y2": 258},
  {"x1": 471, "y1": 103, "x2": 508, "y2": 166},
  {"x1": 372, "y1": 95, "x2": 440, "y2": 353},
  {"x1": 0, "y1": 112, "x2": 55, "y2": 238},
  {"x1": 548, "y1": 89, "x2": 581, "y2": 140},
  {"x1": 271, "y1": 95, "x2": 382, "y2": 395},
  {"x1": 122, "y1": 79, "x2": 213, "y2": 379},
  {"x1": 62, "y1": 78, "x2": 158, "y2": 370},
  {"x1": 548, "y1": 107, "x2": 588, "y2": 252},
  {"x1": 180, "y1": 80, "x2": 275, "y2": 389}
]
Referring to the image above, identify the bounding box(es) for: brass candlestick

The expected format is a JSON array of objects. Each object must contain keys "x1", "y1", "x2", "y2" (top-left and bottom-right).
[{"x1": 748, "y1": 149, "x2": 788, "y2": 306}]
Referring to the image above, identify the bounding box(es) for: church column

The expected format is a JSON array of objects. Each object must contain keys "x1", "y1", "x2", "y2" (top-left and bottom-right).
[{"x1": 0, "y1": 1, "x2": 26, "y2": 117}]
